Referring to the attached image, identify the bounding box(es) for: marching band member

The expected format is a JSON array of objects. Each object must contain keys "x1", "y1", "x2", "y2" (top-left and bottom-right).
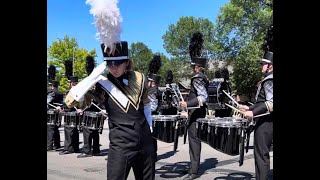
[
  {"x1": 239, "y1": 22, "x2": 273, "y2": 180},
  {"x1": 77, "y1": 55, "x2": 105, "y2": 158},
  {"x1": 47, "y1": 65, "x2": 63, "y2": 151},
  {"x1": 147, "y1": 54, "x2": 162, "y2": 162},
  {"x1": 59, "y1": 60, "x2": 81, "y2": 155},
  {"x1": 65, "y1": 1, "x2": 155, "y2": 179},
  {"x1": 214, "y1": 67, "x2": 232, "y2": 117},
  {"x1": 179, "y1": 32, "x2": 209, "y2": 180}
]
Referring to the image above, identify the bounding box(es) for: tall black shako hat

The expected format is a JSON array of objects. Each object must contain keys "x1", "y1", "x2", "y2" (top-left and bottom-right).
[
  {"x1": 64, "y1": 59, "x2": 78, "y2": 83},
  {"x1": 260, "y1": 17, "x2": 273, "y2": 65},
  {"x1": 189, "y1": 31, "x2": 207, "y2": 67},
  {"x1": 101, "y1": 41, "x2": 129, "y2": 67},
  {"x1": 86, "y1": 0, "x2": 127, "y2": 67},
  {"x1": 85, "y1": 55, "x2": 95, "y2": 76},
  {"x1": 48, "y1": 65, "x2": 59, "y2": 87},
  {"x1": 148, "y1": 54, "x2": 162, "y2": 84}
]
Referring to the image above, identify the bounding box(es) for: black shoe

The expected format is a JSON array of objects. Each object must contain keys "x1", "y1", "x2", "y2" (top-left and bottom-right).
[
  {"x1": 183, "y1": 174, "x2": 199, "y2": 180},
  {"x1": 53, "y1": 146, "x2": 61, "y2": 150},
  {"x1": 47, "y1": 147, "x2": 54, "y2": 151},
  {"x1": 59, "y1": 151, "x2": 72, "y2": 155},
  {"x1": 92, "y1": 152, "x2": 101, "y2": 156},
  {"x1": 77, "y1": 153, "x2": 92, "y2": 158}
]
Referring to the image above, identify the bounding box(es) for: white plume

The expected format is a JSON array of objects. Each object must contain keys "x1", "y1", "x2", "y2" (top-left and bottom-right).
[{"x1": 86, "y1": 0, "x2": 122, "y2": 54}]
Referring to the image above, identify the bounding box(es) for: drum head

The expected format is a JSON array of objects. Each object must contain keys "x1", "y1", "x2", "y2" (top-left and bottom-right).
[
  {"x1": 47, "y1": 110, "x2": 57, "y2": 114},
  {"x1": 64, "y1": 111, "x2": 78, "y2": 116},
  {"x1": 152, "y1": 115, "x2": 177, "y2": 121},
  {"x1": 209, "y1": 118, "x2": 241, "y2": 128},
  {"x1": 84, "y1": 111, "x2": 101, "y2": 117}
]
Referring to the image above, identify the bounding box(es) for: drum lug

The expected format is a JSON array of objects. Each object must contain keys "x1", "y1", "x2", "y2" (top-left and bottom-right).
[
  {"x1": 164, "y1": 121, "x2": 166, "y2": 128},
  {"x1": 201, "y1": 123, "x2": 204, "y2": 130},
  {"x1": 228, "y1": 128, "x2": 230, "y2": 135},
  {"x1": 215, "y1": 127, "x2": 217, "y2": 135},
  {"x1": 207, "y1": 126, "x2": 211, "y2": 133},
  {"x1": 196, "y1": 122, "x2": 198, "y2": 129}
]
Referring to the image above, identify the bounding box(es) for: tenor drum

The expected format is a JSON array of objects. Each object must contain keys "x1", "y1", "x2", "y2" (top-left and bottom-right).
[
  {"x1": 208, "y1": 117, "x2": 245, "y2": 156},
  {"x1": 207, "y1": 79, "x2": 231, "y2": 110},
  {"x1": 61, "y1": 111, "x2": 81, "y2": 127},
  {"x1": 196, "y1": 118, "x2": 210, "y2": 144},
  {"x1": 47, "y1": 109, "x2": 60, "y2": 125},
  {"x1": 82, "y1": 111, "x2": 106, "y2": 130},
  {"x1": 152, "y1": 115, "x2": 179, "y2": 143}
]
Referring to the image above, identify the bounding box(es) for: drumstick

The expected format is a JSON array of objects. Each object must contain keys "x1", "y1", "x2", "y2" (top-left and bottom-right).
[
  {"x1": 222, "y1": 90, "x2": 240, "y2": 107},
  {"x1": 225, "y1": 103, "x2": 244, "y2": 114},
  {"x1": 53, "y1": 103, "x2": 63, "y2": 106},
  {"x1": 253, "y1": 112, "x2": 270, "y2": 118},
  {"x1": 47, "y1": 103, "x2": 58, "y2": 109},
  {"x1": 248, "y1": 102, "x2": 254, "y2": 105},
  {"x1": 91, "y1": 102, "x2": 105, "y2": 113}
]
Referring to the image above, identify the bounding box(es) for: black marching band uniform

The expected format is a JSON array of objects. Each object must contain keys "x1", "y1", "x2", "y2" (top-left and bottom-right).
[
  {"x1": 65, "y1": 41, "x2": 155, "y2": 180},
  {"x1": 184, "y1": 32, "x2": 209, "y2": 180},
  {"x1": 47, "y1": 65, "x2": 63, "y2": 151},
  {"x1": 78, "y1": 55, "x2": 104, "y2": 158},
  {"x1": 60, "y1": 60, "x2": 80, "y2": 155},
  {"x1": 247, "y1": 23, "x2": 273, "y2": 180},
  {"x1": 147, "y1": 54, "x2": 162, "y2": 162},
  {"x1": 213, "y1": 68, "x2": 232, "y2": 118},
  {"x1": 161, "y1": 70, "x2": 179, "y2": 115}
]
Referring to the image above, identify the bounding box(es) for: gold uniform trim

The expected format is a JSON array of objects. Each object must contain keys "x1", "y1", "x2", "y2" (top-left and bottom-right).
[{"x1": 101, "y1": 71, "x2": 145, "y2": 113}]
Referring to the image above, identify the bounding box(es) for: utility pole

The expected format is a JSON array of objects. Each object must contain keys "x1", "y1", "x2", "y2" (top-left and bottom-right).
[{"x1": 72, "y1": 46, "x2": 75, "y2": 76}]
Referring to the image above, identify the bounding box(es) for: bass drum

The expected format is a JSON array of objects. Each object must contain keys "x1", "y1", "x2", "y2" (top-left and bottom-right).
[{"x1": 207, "y1": 78, "x2": 232, "y2": 110}]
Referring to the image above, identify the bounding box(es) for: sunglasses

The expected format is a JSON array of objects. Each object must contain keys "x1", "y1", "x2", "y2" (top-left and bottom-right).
[{"x1": 106, "y1": 60, "x2": 127, "y2": 67}]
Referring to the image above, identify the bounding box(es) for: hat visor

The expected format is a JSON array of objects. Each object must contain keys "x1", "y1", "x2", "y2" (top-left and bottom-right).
[
  {"x1": 258, "y1": 59, "x2": 272, "y2": 65},
  {"x1": 106, "y1": 59, "x2": 128, "y2": 66}
]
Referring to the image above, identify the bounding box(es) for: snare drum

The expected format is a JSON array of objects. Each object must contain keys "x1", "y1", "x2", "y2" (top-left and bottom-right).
[
  {"x1": 61, "y1": 111, "x2": 81, "y2": 127},
  {"x1": 196, "y1": 118, "x2": 212, "y2": 144},
  {"x1": 152, "y1": 115, "x2": 179, "y2": 143},
  {"x1": 82, "y1": 111, "x2": 105, "y2": 130},
  {"x1": 47, "y1": 109, "x2": 60, "y2": 125},
  {"x1": 208, "y1": 117, "x2": 244, "y2": 156}
]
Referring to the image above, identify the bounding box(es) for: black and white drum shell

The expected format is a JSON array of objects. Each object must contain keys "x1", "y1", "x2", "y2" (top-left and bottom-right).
[
  {"x1": 207, "y1": 80, "x2": 231, "y2": 110},
  {"x1": 47, "y1": 109, "x2": 60, "y2": 125},
  {"x1": 196, "y1": 117, "x2": 223, "y2": 144},
  {"x1": 152, "y1": 115, "x2": 179, "y2": 143},
  {"x1": 82, "y1": 111, "x2": 105, "y2": 130},
  {"x1": 208, "y1": 118, "x2": 243, "y2": 156},
  {"x1": 60, "y1": 111, "x2": 81, "y2": 127}
]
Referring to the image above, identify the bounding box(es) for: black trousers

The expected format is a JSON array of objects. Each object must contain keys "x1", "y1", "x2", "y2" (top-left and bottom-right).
[
  {"x1": 82, "y1": 126, "x2": 100, "y2": 154},
  {"x1": 107, "y1": 149, "x2": 155, "y2": 180},
  {"x1": 63, "y1": 126, "x2": 79, "y2": 152},
  {"x1": 47, "y1": 124, "x2": 61, "y2": 149},
  {"x1": 152, "y1": 137, "x2": 157, "y2": 160},
  {"x1": 187, "y1": 121, "x2": 201, "y2": 174},
  {"x1": 254, "y1": 119, "x2": 273, "y2": 180}
]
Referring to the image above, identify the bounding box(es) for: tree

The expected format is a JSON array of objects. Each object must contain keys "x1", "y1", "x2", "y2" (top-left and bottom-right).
[
  {"x1": 162, "y1": 16, "x2": 216, "y2": 60},
  {"x1": 47, "y1": 35, "x2": 97, "y2": 93},
  {"x1": 215, "y1": 0, "x2": 273, "y2": 98},
  {"x1": 129, "y1": 42, "x2": 154, "y2": 75}
]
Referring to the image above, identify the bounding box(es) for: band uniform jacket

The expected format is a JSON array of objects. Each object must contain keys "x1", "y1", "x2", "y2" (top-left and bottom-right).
[
  {"x1": 80, "y1": 71, "x2": 154, "y2": 154},
  {"x1": 186, "y1": 72, "x2": 209, "y2": 123},
  {"x1": 47, "y1": 89, "x2": 63, "y2": 110},
  {"x1": 249, "y1": 72, "x2": 273, "y2": 122}
]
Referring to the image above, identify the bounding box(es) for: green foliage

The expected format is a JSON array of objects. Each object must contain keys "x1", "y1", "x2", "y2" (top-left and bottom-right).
[
  {"x1": 215, "y1": 0, "x2": 273, "y2": 97},
  {"x1": 47, "y1": 35, "x2": 97, "y2": 94},
  {"x1": 162, "y1": 16, "x2": 216, "y2": 60}
]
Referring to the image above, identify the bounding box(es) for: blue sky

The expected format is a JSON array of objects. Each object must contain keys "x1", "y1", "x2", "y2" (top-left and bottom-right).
[{"x1": 48, "y1": 0, "x2": 229, "y2": 64}]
